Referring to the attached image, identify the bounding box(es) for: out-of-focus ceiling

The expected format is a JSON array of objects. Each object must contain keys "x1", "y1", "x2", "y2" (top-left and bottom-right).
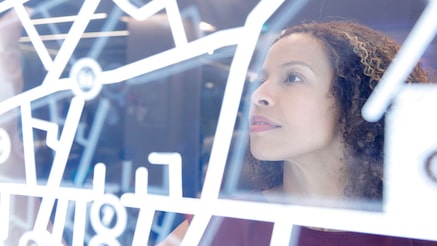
[
  {"x1": 23, "y1": 0, "x2": 428, "y2": 31},
  {"x1": 193, "y1": 0, "x2": 426, "y2": 29},
  {"x1": 19, "y1": 0, "x2": 436, "y2": 72}
]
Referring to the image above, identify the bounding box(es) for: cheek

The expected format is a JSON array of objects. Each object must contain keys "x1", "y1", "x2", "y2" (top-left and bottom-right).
[
  {"x1": 312, "y1": 101, "x2": 341, "y2": 141},
  {"x1": 283, "y1": 96, "x2": 326, "y2": 123},
  {"x1": 286, "y1": 96, "x2": 339, "y2": 136}
]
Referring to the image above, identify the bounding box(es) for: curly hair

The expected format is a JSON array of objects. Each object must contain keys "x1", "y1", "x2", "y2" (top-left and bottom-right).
[{"x1": 248, "y1": 21, "x2": 430, "y2": 201}]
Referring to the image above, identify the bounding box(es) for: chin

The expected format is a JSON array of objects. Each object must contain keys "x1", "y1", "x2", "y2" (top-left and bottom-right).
[
  {"x1": 250, "y1": 150, "x2": 278, "y2": 162},
  {"x1": 249, "y1": 142, "x2": 280, "y2": 161}
]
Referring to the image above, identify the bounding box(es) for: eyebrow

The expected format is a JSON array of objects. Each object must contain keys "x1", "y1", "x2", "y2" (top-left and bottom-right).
[{"x1": 281, "y1": 60, "x2": 317, "y2": 74}]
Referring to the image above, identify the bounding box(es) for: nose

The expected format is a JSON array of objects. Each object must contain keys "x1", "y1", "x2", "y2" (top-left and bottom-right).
[{"x1": 250, "y1": 81, "x2": 273, "y2": 107}]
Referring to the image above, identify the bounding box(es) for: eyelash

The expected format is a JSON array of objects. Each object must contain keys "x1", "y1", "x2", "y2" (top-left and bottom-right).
[
  {"x1": 284, "y1": 73, "x2": 302, "y2": 84},
  {"x1": 253, "y1": 72, "x2": 302, "y2": 86}
]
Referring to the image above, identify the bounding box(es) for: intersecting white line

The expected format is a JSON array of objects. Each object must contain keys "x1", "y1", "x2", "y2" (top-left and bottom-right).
[
  {"x1": 0, "y1": 0, "x2": 436, "y2": 244},
  {"x1": 0, "y1": 183, "x2": 99, "y2": 201},
  {"x1": 201, "y1": 0, "x2": 285, "y2": 200},
  {"x1": 30, "y1": 118, "x2": 60, "y2": 150},
  {"x1": 88, "y1": 7, "x2": 124, "y2": 59},
  {"x1": 270, "y1": 219, "x2": 294, "y2": 246},
  {"x1": 100, "y1": 27, "x2": 244, "y2": 84},
  {"x1": 120, "y1": 192, "x2": 437, "y2": 241},
  {"x1": 0, "y1": 78, "x2": 71, "y2": 116},
  {"x1": 165, "y1": 0, "x2": 188, "y2": 47},
  {"x1": 13, "y1": 2, "x2": 53, "y2": 71},
  {"x1": 33, "y1": 96, "x2": 85, "y2": 232},
  {"x1": 148, "y1": 152, "x2": 183, "y2": 197},
  {"x1": 41, "y1": 0, "x2": 101, "y2": 86},
  {"x1": 182, "y1": 0, "x2": 286, "y2": 244},
  {"x1": 112, "y1": 0, "x2": 165, "y2": 21},
  {"x1": 74, "y1": 100, "x2": 110, "y2": 187}
]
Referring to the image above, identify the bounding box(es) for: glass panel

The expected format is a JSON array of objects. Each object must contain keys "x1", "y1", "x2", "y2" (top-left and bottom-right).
[{"x1": 0, "y1": 0, "x2": 436, "y2": 245}]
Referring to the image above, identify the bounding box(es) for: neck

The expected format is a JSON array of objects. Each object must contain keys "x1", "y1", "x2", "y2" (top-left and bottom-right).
[{"x1": 282, "y1": 157, "x2": 347, "y2": 205}]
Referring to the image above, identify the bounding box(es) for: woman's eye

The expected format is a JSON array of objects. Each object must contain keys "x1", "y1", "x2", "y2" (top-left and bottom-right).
[{"x1": 284, "y1": 73, "x2": 302, "y2": 84}]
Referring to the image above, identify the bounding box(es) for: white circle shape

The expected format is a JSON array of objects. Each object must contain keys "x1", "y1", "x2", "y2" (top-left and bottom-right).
[
  {"x1": 425, "y1": 151, "x2": 437, "y2": 184},
  {"x1": 70, "y1": 58, "x2": 103, "y2": 100},
  {"x1": 90, "y1": 194, "x2": 127, "y2": 237},
  {"x1": 0, "y1": 128, "x2": 11, "y2": 164}
]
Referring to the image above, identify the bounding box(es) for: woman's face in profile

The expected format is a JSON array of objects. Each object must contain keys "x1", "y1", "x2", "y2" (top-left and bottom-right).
[{"x1": 249, "y1": 33, "x2": 343, "y2": 164}]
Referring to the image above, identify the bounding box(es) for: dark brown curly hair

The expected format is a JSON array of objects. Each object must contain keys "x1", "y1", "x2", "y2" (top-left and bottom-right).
[{"x1": 247, "y1": 21, "x2": 430, "y2": 201}]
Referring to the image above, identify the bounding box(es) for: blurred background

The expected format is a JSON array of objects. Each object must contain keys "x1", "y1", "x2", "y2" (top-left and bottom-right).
[{"x1": 1, "y1": 0, "x2": 435, "y2": 244}]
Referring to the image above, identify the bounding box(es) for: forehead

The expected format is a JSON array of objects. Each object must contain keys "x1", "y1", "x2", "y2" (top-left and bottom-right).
[{"x1": 264, "y1": 33, "x2": 332, "y2": 72}]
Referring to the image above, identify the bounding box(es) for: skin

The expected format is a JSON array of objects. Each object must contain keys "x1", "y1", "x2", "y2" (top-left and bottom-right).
[
  {"x1": 159, "y1": 32, "x2": 352, "y2": 245},
  {"x1": 249, "y1": 33, "x2": 347, "y2": 202}
]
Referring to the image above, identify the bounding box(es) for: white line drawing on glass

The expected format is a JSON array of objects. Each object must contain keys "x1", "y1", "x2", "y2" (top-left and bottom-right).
[{"x1": 0, "y1": 0, "x2": 436, "y2": 245}]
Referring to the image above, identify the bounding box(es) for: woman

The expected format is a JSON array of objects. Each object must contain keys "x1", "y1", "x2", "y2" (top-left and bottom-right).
[
  {"x1": 159, "y1": 20, "x2": 436, "y2": 245},
  {"x1": 248, "y1": 20, "x2": 418, "y2": 206}
]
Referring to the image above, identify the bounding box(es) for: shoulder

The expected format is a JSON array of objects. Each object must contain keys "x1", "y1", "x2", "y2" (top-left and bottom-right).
[{"x1": 297, "y1": 227, "x2": 437, "y2": 246}]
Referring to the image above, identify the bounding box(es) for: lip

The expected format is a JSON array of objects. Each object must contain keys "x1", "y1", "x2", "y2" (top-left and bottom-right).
[{"x1": 249, "y1": 115, "x2": 280, "y2": 133}]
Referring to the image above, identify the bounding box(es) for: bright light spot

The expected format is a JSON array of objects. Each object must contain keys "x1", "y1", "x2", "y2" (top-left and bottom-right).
[
  {"x1": 204, "y1": 82, "x2": 214, "y2": 89},
  {"x1": 200, "y1": 21, "x2": 216, "y2": 32}
]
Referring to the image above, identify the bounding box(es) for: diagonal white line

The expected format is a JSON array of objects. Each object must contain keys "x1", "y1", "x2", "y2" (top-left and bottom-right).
[
  {"x1": 100, "y1": 27, "x2": 244, "y2": 84},
  {"x1": 42, "y1": 0, "x2": 101, "y2": 86},
  {"x1": 13, "y1": 2, "x2": 53, "y2": 70},
  {"x1": 362, "y1": 0, "x2": 437, "y2": 122},
  {"x1": 166, "y1": 0, "x2": 188, "y2": 47},
  {"x1": 200, "y1": 0, "x2": 285, "y2": 201},
  {"x1": 0, "y1": 0, "x2": 28, "y2": 14},
  {"x1": 33, "y1": 97, "x2": 85, "y2": 232},
  {"x1": 0, "y1": 78, "x2": 71, "y2": 116}
]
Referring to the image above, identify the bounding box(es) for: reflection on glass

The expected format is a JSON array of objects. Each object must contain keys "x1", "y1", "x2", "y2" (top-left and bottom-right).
[{"x1": 0, "y1": 0, "x2": 436, "y2": 245}]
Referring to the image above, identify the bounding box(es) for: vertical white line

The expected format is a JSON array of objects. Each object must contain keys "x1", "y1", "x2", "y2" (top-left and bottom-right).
[
  {"x1": 135, "y1": 167, "x2": 148, "y2": 195},
  {"x1": 71, "y1": 201, "x2": 87, "y2": 246},
  {"x1": 20, "y1": 103, "x2": 37, "y2": 185},
  {"x1": 25, "y1": 196, "x2": 35, "y2": 227},
  {"x1": 93, "y1": 163, "x2": 106, "y2": 195}
]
